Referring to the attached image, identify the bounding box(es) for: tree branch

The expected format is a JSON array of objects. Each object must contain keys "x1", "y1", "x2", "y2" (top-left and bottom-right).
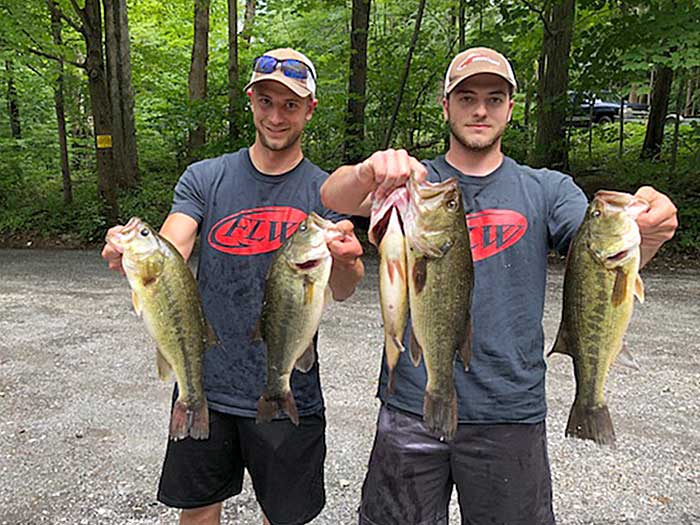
[
  {"x1": 59, "y1": 9, "x2": 85, "y2": 36},
  {"x1": 521, "y1": 0, "x2": 553, "y2": 36},
  {"x1": 27, "y1": 47, "x2": 85, "y2": 69},
  {"x1": 68, "y1": 0, "x2": 89, "y2": 29}
]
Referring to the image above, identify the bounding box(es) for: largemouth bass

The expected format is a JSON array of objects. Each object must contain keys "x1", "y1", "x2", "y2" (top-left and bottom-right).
[
  {"x1": 108, "y1": 217, "x2": 217, "y2": 441},
  {"x1": 256, "y1": 212, "x2": 341, "y2": 424},
  {"x1": 405, "y1": 175, "x2": 473, "y2": 441},
  {"x1": 551, "y1": 190, "x2": 649, "y2": 446},
  {"x1": 370, "y1": 188, "x2": 410, "y2": 394}
]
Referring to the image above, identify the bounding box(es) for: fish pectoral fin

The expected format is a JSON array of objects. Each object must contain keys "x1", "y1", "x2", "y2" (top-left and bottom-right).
[
  {"x1": 408, "y1": 327, "x2": 423, "y2": 367},
  {"x1": 634, "y1": 275, "x2": 645, "y2": 304},
  {"x1": 251, "y1": 318, "x2": 263, "y2": 343},
  {"x1": 412, "y1": 257, "x2": 428, "y2": 295},
  {"x1": 387, "y1": 258, "x2": 407, "y2": 285},
  {"x1": 615, "y1": 342, "x2": 640, "y2": 370},
  {"x1": 156, "y1": 349, "x2": 173, "y2": 381},
  {"x1": 131, "y1": 291, "x2": 142, "y2": 317},
  {"x1": 611, "y1": 268, "x2": 628, "y2": 306},
  {"x1": 303, "y1": 279, "x2": 315, "y2": 305},
  {"x1": 294, "y1": 343, "x2": 317, "y2": 373},
  {"x1": 206, "y1": 321, "x2": 220, "y2": 347},
  {"x1": 548, "y1": 327, "x2": 573, "y2": 357},
  {"x1": 458, "y1": 320, "x2": 472, "y2": 371}
]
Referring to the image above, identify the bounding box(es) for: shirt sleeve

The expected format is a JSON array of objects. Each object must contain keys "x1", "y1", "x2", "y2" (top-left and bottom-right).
[
  {"x1": 547, "y1": 174, "x2": 588, "y2": 256},
  {"x1": 169, "y1": 167, "x2": 206, "y2": 224}
]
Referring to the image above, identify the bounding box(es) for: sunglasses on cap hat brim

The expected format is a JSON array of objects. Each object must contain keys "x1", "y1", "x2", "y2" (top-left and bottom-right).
[{"x1": 253, "y1": 55, "x2": 315, "y2": 81}]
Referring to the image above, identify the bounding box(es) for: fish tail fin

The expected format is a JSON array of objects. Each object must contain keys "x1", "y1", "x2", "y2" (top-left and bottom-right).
[
  {"x1": 256, "y1": 391, "x2": 300, "y2": 426},
  {"x1": 565, "y1": 401, "x2": 616, "y2": 447},
  {"x1": 169, "y1": 400, "x2": 189, "y2": 441},
  {"x1": 423, "y1": 386, "x2": 458, "y2": 442},
  {"x1": 169, "y1": 398, "x2": 210, "y2": 441},
  {"x1": 188, "y1": 397, "x2": 210, "y2": 440}
]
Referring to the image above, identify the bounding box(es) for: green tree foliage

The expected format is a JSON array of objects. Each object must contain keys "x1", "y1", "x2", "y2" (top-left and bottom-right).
[{"x1": 0, "y1": 0, "x2": 697, "y2": 251}]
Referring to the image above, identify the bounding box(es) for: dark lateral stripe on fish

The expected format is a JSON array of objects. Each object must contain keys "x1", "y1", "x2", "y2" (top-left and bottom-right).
[{"x1": 161, "y1": 276, "x2": 197, "y2": 403}]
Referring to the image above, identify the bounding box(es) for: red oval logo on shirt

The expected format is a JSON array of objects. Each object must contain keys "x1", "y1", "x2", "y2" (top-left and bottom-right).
[
  {"x1": 208, "y1": 206, "x2": 307, "y2": 255},
  {"x1": 466, "y1": 209, "x2": 528, "y2": 262}
]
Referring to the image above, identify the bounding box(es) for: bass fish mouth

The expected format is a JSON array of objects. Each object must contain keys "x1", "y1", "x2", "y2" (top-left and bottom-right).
[
  {"x1": 607, "y1": 249, "x2": 630, "y2": 262},
  {"x1": 296, "y1": 259, "x2": 322, "y2": 270}
]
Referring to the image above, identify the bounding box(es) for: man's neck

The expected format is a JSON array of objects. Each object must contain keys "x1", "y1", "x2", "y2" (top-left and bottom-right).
[
  {"x1": 249, "y1": 140, "x2": 304, "y2": 175},
  {"x1": 445, "y1": 139, "x2": 504, "y2": 177}
]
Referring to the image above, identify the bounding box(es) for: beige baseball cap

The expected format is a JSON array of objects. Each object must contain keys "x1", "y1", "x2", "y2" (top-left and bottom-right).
[
  {"x1": 244, "y1": 48, "x2": 317, "y2": 99},
  {"x1": 444, "y1": 47, "x2": 517, "y2": 96}
]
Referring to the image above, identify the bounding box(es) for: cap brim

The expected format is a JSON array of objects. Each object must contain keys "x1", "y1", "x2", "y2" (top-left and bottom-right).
[
  {"x1": 244, "y1": 70, "x2": 312, "y2": 98},
  {"x1": 445, "y1": 70, "x2": 517, "y2": 95}
]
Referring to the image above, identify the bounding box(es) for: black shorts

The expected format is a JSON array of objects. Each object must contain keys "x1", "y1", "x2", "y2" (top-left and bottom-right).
[
  {"x1": 358, "y1": 404, "x2": 554, "y2": 525},
  {"x1": 157, "y1": 408, "x2": 326, "y2": 525}
]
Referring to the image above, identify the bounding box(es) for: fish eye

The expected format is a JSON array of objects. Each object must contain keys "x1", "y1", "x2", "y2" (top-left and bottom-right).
[
  {"x1": 446, "y1": 199, "x2": 458, "y2": 211},
  {"x1": 299, "y1": 222, "x2": 307, "y2": 232},
  {"x1": 592, "y1": 210, "x2": 601, "y2": 218},
  {"x1": 140, "y1": 228, "x2": 150, "y2": 237}
]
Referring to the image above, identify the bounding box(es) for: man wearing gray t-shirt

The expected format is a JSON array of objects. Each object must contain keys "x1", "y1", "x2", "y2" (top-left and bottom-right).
[
  {"x1": 102, "y1": 48, "x2": 364, "y2": 525},
  {"x1": 321, "y1": 47, "x2": 677, "y2": 524}
]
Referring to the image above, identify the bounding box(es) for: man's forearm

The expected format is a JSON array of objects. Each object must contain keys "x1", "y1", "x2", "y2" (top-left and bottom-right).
[
  {"x1": 329, "y1": 257, "x2": 365, "y2": 301},
  {"x1": 321, "y1": 165, "x2": 372, "y2": 216}
]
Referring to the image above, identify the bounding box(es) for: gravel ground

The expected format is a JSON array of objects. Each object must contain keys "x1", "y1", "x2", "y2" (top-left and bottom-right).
[{"x1": 0, "y1": 248, "x2": 698, "y2": 525}]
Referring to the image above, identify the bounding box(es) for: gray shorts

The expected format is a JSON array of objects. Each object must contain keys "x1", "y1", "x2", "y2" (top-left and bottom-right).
[{"x1": 358, "y1": 404, "x2": 555, "y2": 525}]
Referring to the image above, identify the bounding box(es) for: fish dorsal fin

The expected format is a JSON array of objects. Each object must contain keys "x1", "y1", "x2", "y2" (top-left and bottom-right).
[
  {"x1": 458, "y1": 320, "x2": 472, "y2": 371},
  {"x1": 156, "y1": 349, "x2": 173, "y2": 381},
  {"x1": 131, "y1": 291, "x2": 142, "y2": 317},
  {"x1": 634, "y1": 274, "x2": 645, "y2": 304},
  {"x1": 548, "y1": 326, "x2": 573, "y2": 357},
  {"x1": 611, "y1": 268, "x2": 628, "y2": 306},
  {"x1": 409, "y1": 327, "x2": 423, "y2": 367},
  {"x1": 294, "y1": 342, "x2": 316, "y2": 373},
  {"x1": 615, "y1": 342, "x2": 640, "y2": 370}
]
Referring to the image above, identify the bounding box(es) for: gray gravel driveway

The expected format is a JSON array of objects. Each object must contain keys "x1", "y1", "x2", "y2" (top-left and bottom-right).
[{"x1": 0, "y1": 249, "x2": 698, "y2": 524}]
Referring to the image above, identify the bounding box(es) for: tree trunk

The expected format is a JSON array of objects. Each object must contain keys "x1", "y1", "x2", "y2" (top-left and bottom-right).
[
  {"x1": 47, "y1": 0, "x2": 73, "y2": 205},
  {"x1": 458, "y1": 0, "x2": 466, "y2": 51},
  {"x1": 5, "y1": 60, "x2": 21, "y2": 139},
  {"x1": 641, "y1": 65, "x2": 673, "y2": 160},
  {"x1": 241, "y1": 0, "x2": 256, "y2": 45},
  {"x1": 671, "y1": 76, "x2": 684, "y2": 171},
  {"x1": 531, "y1": 0, "x2": 575, "y2": 170},
  {"x1": 343, "y1": 0, "x2": 371, "y2": 164},
  {"x1": 103, "y1": 0, "x2": 139, "y2": 188},
  {"x1": 187, "y1": 0, "x2": 210, "y2": 162},
  {"x1": 629, "y1": 83, "x2": 639, "y2": 104},
  {"x1": 618, "y1": 96, "x2": 624, "y2": 159},
  {"x1": 228, "y1": 0, "x2": 238, "y2": 148},
  {"x1": 82, "y1": 0, "x2": 120, "y2": 224},
  {"x1": 382, "y1": 0, "x2": 427, "y2": 149}
]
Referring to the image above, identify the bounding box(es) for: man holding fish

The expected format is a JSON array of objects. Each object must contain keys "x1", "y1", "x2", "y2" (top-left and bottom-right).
[
  {"x1": 102, "y1": 48, "x2": 364, "y2": 525},
  {"x1": 321, "y1": 47, "x2": 677, "y2": 524}
]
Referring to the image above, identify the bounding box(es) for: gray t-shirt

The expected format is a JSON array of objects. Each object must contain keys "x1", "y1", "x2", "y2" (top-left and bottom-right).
[
  {"x1": 378, "y1": 155, "x2": 588, "y2": 423},
  {"x1": 170, "y1": 147, "x2": 343, "y2": 418}
]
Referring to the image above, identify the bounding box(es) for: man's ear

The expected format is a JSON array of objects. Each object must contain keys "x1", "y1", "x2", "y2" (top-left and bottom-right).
[{"x1": 306, "y1": 98, "x2": 318, "y2": 121}]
